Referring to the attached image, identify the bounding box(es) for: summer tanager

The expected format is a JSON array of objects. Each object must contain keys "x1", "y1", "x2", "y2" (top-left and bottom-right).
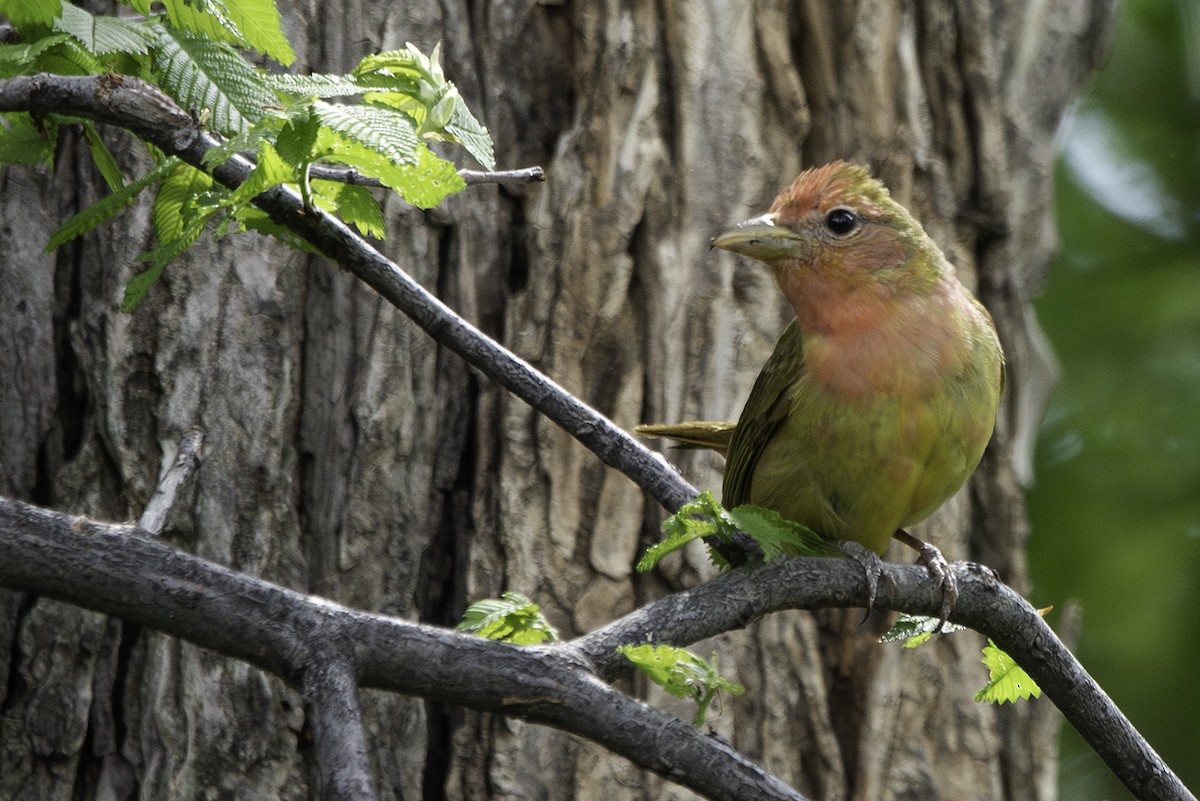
[{"x1": 640, "y1": 162, "x2": 1004, "y2": 603}]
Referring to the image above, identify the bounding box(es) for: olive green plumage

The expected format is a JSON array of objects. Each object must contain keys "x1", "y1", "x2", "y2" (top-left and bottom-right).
[{"x1": 639, "y1": 162, "x2": 1004, "y2": 558}]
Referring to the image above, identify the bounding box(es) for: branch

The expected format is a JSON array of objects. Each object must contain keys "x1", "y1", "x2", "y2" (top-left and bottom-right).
[
  {"x1": 0, "y1": 73, "x2": 695, "y2": 514},
  {"x1": 1, "y1": 496, "x2": 1194, "y2": 801},
  {"x1": 304, "y1": 656, "x2": 378, "y2": 801},
  {"x1": 138, "y1": 427, "x2": 204, "y2": 535},
  {"x1": 0, "y1": 497, "x2": 806, "y2": 801}
]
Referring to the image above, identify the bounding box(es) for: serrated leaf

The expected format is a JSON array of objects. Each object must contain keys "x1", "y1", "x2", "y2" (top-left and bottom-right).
[
  {"x1": 313, "y1": 101, "x2": 420, "y2": 165},
  {"x1": 152, "y1": 24, "x2": 275, "y2": 135},
  {"x1": 0, "y1": 112, "x2": 56, "y2": 166},
  {"x1": 81, "y1": 122, "x2": 125, "y2": 190},
  {"x1": 275, "y1": 112, "x2": 320, "y2": 164},
  {"x1": 880, "y1": 613, "x2": 969, "y2": 647},
  {"x1": 0, "y1": 36, "x2": 67, "y2": 78},
  {"x1": 46, "y1": 157, "x2": 177, "y2": 251},
  {"x1": 311, "y1": 180, "x2": 384, "y2": 239},
  {"x1": 267, "y1": 73, "x2": 398, "y2": 99},
  {"x1": 636, "y1": 490, "x2": 726, "y2": 572},
  {"x1": 134, "y1": 0, "x2": 295, "y2": 67},
  {"x1": 727, "y1": 504, "x2": 831, "y2": 560},
  {"x1": 123, "y1": 200, "x2": 217, "y2": 311},
  {"x1": 619, "y1": 644, "x2": 744, "y2": 726},
  {"x1": 316, "y1": 127, "x2": 462, "y2": 209},
  {"x1": 456, "y1": 592, "x2": 559, "y2": 645},
  {"x1": 0, "y1": 0, "x2": 61, "y2": 30},
  {"x1": 54, "y1": 5, "x2": 156, "y2": 56},
  {"x1": 120, "y1": 260, "x2": 167, "y2": 313},
  {"x1": 975, "y1": 640, "x2": 1042, "y2": 704},
  {"x1": 153, "y1": 161, "x2": 212, "y2": 243},
  {"x1": 445, "y1": 97, "x2": 494, "y2": 169},
  {"x1": 225, "y1": 140, "x2": 292, "y2": 208}
]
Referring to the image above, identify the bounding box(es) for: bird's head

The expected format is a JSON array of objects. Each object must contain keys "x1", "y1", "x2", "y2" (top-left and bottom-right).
[{"x1": 712, "y1": 161, "x2": 940, "y2": 298}]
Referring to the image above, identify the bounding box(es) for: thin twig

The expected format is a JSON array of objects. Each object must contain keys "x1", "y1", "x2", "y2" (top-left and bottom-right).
[
  {"x1": 459, "y1": 166, "x2": 545, "y2": 185},
  {"x1": 299, "y1": 164, "x2": 545, "y2": 189}
]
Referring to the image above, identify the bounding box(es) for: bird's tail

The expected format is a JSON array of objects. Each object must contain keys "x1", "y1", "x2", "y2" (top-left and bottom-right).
[{"x1": 634, "y1": 421, "x2": 738, "y2": 458}]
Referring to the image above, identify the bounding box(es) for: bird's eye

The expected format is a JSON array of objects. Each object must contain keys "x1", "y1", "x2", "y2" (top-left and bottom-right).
[{"x1": 824, "y1": 208, "x2": 860, "y2": 237}]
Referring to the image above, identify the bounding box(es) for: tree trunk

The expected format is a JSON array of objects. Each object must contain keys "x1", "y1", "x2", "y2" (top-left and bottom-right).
[{"x1": 0, "y1": 2, "x2": 1110, "y2": 800}]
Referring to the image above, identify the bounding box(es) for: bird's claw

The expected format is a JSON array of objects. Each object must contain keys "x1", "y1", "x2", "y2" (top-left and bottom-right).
[
  {"x1": 834, "y1": 540, "x2": 896, "y2": 619},
  {"x1": 896, "y1": 533, "x2": 959, "y2": 631}
]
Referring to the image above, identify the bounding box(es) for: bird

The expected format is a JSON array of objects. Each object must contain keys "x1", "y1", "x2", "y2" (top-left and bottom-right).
[{"x1": 638, "y1": 161, "x2": 1004, "y2": 617}]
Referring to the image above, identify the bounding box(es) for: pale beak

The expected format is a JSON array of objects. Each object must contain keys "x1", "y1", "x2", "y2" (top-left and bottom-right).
[{"x1": 711, "y1": 214, "x2": 807, "y2": 262}]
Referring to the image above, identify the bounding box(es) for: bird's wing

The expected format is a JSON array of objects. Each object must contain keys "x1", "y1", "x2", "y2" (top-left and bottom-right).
[
  {"x1": 722, "y1": 319, "x2": 806, "y2": 506},
  {"x1": 634, "y1": 421, "x2": 738, "y2": 458}
]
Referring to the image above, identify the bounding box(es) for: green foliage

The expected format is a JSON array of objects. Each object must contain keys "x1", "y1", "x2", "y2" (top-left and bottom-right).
[
  {"x1": 975, "y1": 640, "x2": 1042, "y2": 704},
  {"x1": 619, "y1": 644, "x2": 744, "y2": 727},
  {"x1": 54, "y1": 4, "x2": 155, "y2": 56},
  {"x1": 881, "y1": 615, "x2": 1041, "y2": 704},
  {"x1": 637, "y1": 491, "x2": 830, "y2": 572},
  {"x1": 456, "y1": 592, "x2": 559, "y2": 646},
  {"x1": 152, "y1": 24, "x2": 275, "y2": 136},
  {"x1": 0, "y1": 112, "x2": 56, "y2": 165},
  {"x1": 0, "y1": 0, "x2": 494, "y2": 310}
]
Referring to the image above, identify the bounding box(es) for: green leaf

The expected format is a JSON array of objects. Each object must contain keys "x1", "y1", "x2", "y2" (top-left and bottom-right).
[
  {"x1": 123, "y1": 199, "x2": 218, "y2": 311},
  {"x1": 0, "y1": 112, "x2": 56, "y2": 166},
  {"x1": 267, "y1": 73, "x2": 391, "y2": 99},
  {"x1": 120, "y1": 260, "x2": 167, "y2": 313},
  {"x1": 312, "y1": 180, "x2": 384, "y2": 239},
  {"x1": 727, "y1": 504, "x2": 831, "y2": 560},
  {"x1": 152, "y1": 24, "x2": 276, "y2": 135},
  {"x1": 638, "y1": 492, "x2": 832, "y2": 573},
  {"x1": 224, "y1": 140, "x2": 292, "y2": 209},
  {"x1": 975, "y1": 640, "x2": 1042, "y2": 704},
  {"x1": 636, "y1": 490, "x2": 727, "y2": 572},
  {"x1": 152, "y1": 161, "x2": 213, "y2": 244},
  {"x1": 46, "y1": 157, "x2": 178, "y2": 251},
  {"x1": 54, "y1": 4, "x2": 156, "y2": 56},
  {"x1": 134, "y1": 0, "x2": 296, "y2": 66},
  {"x1": 81, "y1": 122, "x2": 126, "y2": 190},
  {"x1": 275, "y1": 112, "x2": 320, "y2": 164},
  {"x1": 619, "y1": 644, "x2": 744, "y2": 727},
  {"x1": 445, "y1": 97, "x2": 494, "y2": 170},
  {"x1": 312, "y1": 101, "x2": 420, "y2": 165},
  {"x1": 879, "y1": 613, "x2": 969, "y2": 647},
  {"x1": 0, "y1": 0, "x2": 61, "y2": 31},
  {"x1": 315, "y1": 126, "x2": 463, "y2": 209},
  {"x1": 456, "y1": 592, "x2": 559, "y2": 645}
]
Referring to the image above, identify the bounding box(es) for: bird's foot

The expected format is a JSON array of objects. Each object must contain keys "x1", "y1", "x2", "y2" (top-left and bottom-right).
[
  {"x1": 893, "y1": 530, "x2": 958, "y2": 631},
  {"x1": 834, "y1": 540, "x2": 896, "y2": 617}
]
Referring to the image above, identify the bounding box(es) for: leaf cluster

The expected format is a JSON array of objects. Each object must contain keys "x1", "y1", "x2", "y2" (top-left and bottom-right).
[
  {"x1": 456, "y1": 592, "x2": 559, "y2": 646},
  {"x1": 618, "y1": 643, "x2": 744, "y2": 727},
  {"x1": 0, "y1": 0, "x2": 494, "y2": 310},
  {"x1": 637, "y1": 490, "x2": 833, "y2": 572}
]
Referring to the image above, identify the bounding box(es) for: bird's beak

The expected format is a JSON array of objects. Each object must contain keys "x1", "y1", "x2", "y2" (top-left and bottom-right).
[{"x1": 711, "y1": 214, "x2": 807, "y2": 262}]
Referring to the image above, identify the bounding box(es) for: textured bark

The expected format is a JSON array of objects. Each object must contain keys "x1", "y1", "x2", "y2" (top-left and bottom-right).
[{"x1": 0, "y1": 2, "x2": 1110, "y2": 801}]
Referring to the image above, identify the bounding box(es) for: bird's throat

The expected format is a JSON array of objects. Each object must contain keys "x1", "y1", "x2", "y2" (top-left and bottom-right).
[{"x1": 779, "y1": 264, "x2": 964, "y2": 400}]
